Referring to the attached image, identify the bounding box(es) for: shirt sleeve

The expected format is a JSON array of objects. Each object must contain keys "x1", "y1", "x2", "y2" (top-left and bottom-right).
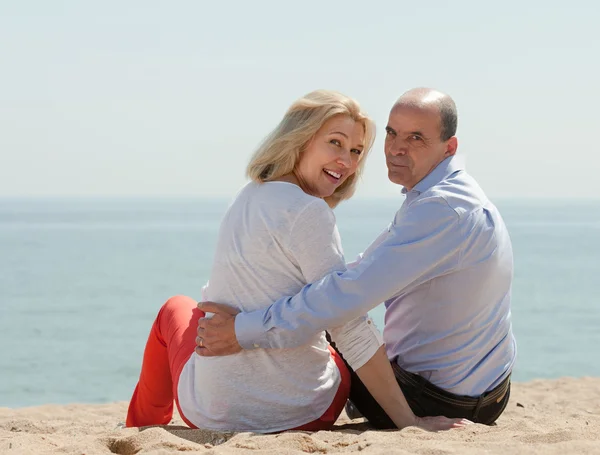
[
  {"x1": 327, "y1": 315, "x2": 383, "y2": 370},
  {"x1": 285, "y1": 199, "x2": 383, "y2": 369},
  {"x1": 345, "y1": 223, "x2": 393, "y2": 269},
  {"x1": 235, "y1": 194, "x2": 465, "y2": 350}
]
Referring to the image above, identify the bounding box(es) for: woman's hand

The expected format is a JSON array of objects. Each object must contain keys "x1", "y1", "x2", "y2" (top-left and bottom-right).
[{"x1": 413, "y1": 415, "x2": 473, "y2": 432}]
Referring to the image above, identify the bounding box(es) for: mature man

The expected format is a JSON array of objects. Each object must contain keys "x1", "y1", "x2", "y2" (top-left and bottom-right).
[{"x1": 196, "y1": 88, "x2": 516, "y2": 427}]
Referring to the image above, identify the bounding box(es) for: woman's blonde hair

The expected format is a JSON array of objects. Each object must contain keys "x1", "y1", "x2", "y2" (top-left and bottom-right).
[{"x1": 246, "y1": 90, "x2": 376, "y2": 208}]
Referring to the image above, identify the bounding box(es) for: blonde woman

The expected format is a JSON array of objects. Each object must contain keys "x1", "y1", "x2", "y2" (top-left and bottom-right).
[{"x1": 126, "y1": 90, "x2": 461, "y2": 433}]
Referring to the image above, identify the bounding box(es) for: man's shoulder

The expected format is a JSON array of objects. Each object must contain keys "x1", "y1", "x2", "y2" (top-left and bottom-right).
[{"x1": 414, "y1": 170, "x2": 490, "y2": 221}]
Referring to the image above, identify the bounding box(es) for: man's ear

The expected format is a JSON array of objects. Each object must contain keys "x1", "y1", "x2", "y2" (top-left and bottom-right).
[{"x1": 445, "y1": 136, "x2": 458, "y2": 157}]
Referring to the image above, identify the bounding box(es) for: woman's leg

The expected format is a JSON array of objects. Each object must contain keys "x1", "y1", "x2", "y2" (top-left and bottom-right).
[
  {"x1": 291, "y1": 346, "x2": 352, "y2": 431},
  {"x1": 126, "y1": 295, "x2": 204, "y2": 428}
]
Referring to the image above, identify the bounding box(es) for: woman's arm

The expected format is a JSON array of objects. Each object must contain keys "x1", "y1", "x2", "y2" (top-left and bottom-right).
[
  {"x1": 355, "y1": 346, "x2": 472, "y2": 430},
  {"x1": 327, "y1": 317, "x2": 421, "y2": 429},
  {"x1": 354, "y1": 345, "x2": 417, "y2": 428}
]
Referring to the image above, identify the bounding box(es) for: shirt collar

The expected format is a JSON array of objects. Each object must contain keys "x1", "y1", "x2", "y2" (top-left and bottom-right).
[{"x1": 401, "y1": 154, "x2": 465, "y2": 196}]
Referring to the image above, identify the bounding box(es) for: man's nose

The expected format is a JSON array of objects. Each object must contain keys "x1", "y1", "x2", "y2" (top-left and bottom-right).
[{"x1": 388, "y1": 138, "x2": 407, "y2": 156}]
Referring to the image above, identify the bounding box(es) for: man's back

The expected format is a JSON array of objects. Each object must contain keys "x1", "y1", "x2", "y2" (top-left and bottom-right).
[{"x1": 384, "y1": 160, "x2": 516, "y2": 396}]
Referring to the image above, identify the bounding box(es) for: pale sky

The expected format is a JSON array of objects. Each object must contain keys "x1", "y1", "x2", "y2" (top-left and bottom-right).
[{"x1": 1, "y1": 1, "x2": 598, "y2": 199}]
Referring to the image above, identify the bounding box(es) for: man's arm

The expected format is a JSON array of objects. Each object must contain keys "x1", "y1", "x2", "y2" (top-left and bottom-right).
[
  {"x1": 345, "y1": 224, "x2": 392, "y2": 270},
  {"x1": 198, "y1": 196, "x2": 465, "y2": 354}
]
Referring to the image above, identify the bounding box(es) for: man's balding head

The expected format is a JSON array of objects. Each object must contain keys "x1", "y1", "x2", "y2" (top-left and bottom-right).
[
  {"x1": 384, "y1": 87, "x2": 459, "y2": 189},
  {"x1": 393, "y1": 88, "x2": 457, "y2": 141}
]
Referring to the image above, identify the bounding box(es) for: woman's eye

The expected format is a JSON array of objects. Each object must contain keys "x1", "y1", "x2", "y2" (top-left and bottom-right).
[
  {"x1": 351, "y1": 149, "x2": 362, "y2": 155},
  {"x1": 330, "y1": 139, "x2": 341, "y2": 146}
]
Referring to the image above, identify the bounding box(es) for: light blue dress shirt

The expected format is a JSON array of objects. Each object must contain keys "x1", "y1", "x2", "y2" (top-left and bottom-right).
[{"x1": 235, "y1": 156, "x2": 517, "y2": 396}]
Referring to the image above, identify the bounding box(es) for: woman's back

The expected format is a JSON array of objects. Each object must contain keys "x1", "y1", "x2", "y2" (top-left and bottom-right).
[{"x1": 177, "y1": 181, "x2": 345, "y2": 432}]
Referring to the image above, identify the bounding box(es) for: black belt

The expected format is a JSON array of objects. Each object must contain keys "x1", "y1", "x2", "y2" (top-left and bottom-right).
[{"x1": 391, "y1": 361, "x2": 511, "y2": 410}]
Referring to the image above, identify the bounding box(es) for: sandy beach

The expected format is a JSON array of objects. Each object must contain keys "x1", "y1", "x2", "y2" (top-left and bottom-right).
[{"x1": 2, "y1": 377, "x2": 599, "y2": 455}]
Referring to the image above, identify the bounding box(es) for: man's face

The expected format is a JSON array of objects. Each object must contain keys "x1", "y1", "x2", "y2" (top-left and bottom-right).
[{"x1": 384, "y1": 104, "x2": 457, "y2": 189}]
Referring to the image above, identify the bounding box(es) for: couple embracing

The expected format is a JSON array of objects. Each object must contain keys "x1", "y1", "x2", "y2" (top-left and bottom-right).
[{"x1": 126, "y1": 87, "x2": 516, "y2": 434}]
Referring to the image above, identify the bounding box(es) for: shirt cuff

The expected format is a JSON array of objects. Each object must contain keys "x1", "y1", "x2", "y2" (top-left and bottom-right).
[{"x1": 234, "y1": 309, "x2": 272, "y2": 350}]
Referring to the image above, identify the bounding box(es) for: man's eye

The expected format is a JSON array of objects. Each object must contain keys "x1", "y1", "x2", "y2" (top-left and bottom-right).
[
  {"x1": 385, "y1": 129, "x2": 395, "y2": 136},
  {"x1": 410, "y1": 135, "x2": 422, "y2": 141}
]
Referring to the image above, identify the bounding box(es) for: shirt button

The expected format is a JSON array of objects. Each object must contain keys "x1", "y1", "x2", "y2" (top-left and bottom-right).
[
  {"x1": 367, "y1": 320, "x2": 372, "y2": 324},
  {"x1": 253, "y1": 343, "x2": 260, "y2": 348}
]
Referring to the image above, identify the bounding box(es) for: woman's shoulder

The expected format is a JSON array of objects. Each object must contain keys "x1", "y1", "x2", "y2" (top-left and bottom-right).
[{"x1": 245, "y1": 181, "x2": 331, "y2": 213}]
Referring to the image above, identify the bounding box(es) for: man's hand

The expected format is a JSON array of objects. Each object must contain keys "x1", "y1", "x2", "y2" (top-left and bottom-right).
[
  {"x1": 413, "y1": 416, "x2": 473, "y2": 432},
  {"x1": 195, "y1": 302, "x2": 242, "y2": 357}
]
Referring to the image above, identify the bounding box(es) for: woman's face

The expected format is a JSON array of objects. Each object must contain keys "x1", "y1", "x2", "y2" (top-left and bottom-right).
[{"x1": 295, "y1": 115, "x2": 365, "y2": 198}]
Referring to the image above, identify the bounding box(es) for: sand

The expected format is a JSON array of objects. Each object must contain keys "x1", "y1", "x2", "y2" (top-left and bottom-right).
[{"x1": 1, "y1": 377, "x2": 599, "y2": 454}]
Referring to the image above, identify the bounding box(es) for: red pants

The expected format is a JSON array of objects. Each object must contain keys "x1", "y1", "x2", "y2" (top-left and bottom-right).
[{"x1": 126, "y1": 295, "x2": 351, "y2": 431}]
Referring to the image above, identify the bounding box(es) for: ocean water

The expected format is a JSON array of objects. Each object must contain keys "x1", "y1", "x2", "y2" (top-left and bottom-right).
[{"x1": 1, "y1": 197, "x2": 599, "y2": 408}]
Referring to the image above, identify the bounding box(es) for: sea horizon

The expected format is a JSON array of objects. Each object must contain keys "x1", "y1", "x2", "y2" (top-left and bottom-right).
[{"x1": 1, "y1": 197, "x2": 599, "y2": 408}]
